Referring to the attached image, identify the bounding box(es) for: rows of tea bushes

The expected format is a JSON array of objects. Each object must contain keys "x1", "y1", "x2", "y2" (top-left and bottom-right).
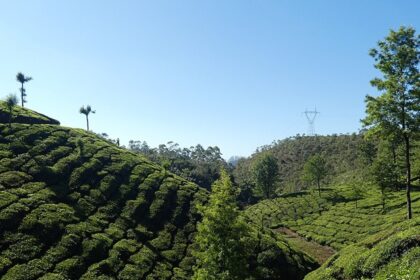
[
  {"x1": 245, "y1": 186, "x2": 420, "y2": 250},
  {"x1": 305, "y1": 216, "x2": 420, "y2": 279},
  {"x1": 0, "y1": 123, "x2": 209, "y2": 279},
  {"x1": 0, "y1": 103, "x2": 319, "y2": 280},
  {"x1": 0, "y1": 101, "x2": 59, "y2": 125}
]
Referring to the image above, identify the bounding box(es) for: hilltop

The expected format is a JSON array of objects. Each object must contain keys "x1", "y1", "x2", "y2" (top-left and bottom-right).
[
  {"x1": 0, "y1": 101, "x2": 59, "y2": 125},
  {"x1": 0, "y1": 107, "x2": 317, "y2": 279}
]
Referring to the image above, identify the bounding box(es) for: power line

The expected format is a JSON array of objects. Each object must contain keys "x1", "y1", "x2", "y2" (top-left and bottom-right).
[{"x1": 303, "y1": 108, "x2": 319, "y2": 136}]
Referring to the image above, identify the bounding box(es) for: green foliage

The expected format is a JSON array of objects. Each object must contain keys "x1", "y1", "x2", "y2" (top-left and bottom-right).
[
  {"x1": 246, "y1": 183, "x2": 420, "y2": 253},
  {"x1": 302, "y1": 154, "x2": 328, "y2": 196},
  {"x1": 253, "y1": 152, "x2": 279, "y2": 199},
  {"x1": 362, "y1": 26, "x2": 420, "y2": 219},
  {"x1": 0, "y1": 100, "x2": 59, "y2": 125},
  {"x1": 0, "y1": 110, "x2": 324, "y2": 279},
  {"x1": 0, "y1": 120, "x2": 210, "y2": 279},
  {"x1": 193, "y1": 169, "x2": 252, "y2": 280},
  {"x1": 305, "y1": 217, "x2": 420, "y2": 280},
  {"x1": 3, "y1": 94, "x2": 18, "y2": 127},
  {"x1": 16, "y1": 72, "x2": 32, "y2": 107},
  {"x1": 129, "y1": 140, "x2": 227, "y2": 190},
  {"x1": 79, "y1": 105, "x2": 95, "y2": 131},
  {"x1": 234, "y1": 133, "x2": 372, "y2": 204}
]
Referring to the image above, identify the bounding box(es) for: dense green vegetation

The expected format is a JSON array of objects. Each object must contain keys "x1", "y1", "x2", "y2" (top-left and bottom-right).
[
  {"x1": 0, "y1": 26, "x2": 418, "y2": 279},
  {"x1": 0, "y1": 105, "x2": 317, "y2": 279},
  {"x1": 233, "y1": 133, "x2": 373, "y2": 203},
  {"x1": 129, "y1": 140, "x2": 227, "y2": 191},
  {"x1": 193, "y1": 170, "x2": 251, "y2": 279},
  {"x1": 0, "y1": 101, "x2": 59, "y2": 125},
  {"x1": 0, "y1": 122, "x2": 207, "y2": 279},
  {"x1": 305, "y1": 217, "x2": 420, "y2": 279},
  {"x1": 245, "y1": 184, "x2": 420, "y2": 251}
]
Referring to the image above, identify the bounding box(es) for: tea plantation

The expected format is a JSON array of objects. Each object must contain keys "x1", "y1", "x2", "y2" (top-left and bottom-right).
[
  {"x1": 245, "y1": 186, "x2": 420, "y2": 278},
  {"x1": 0, "y1": 105, "x2": 317, "y2": 279},
  {"x1": 305, "y1": 216, "x2": 420, "y2": 279}
]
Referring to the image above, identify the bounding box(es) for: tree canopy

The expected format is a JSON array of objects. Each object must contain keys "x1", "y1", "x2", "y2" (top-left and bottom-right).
[
  {"x1": 302, "y1": 154, "x2": 328, "y2": 196},
  {"x1": 79, "y1": 105, "x2": 95, "y2": 131},
  {"x1": 16, "y1": 72, "x2": 32, "y2": 107},
  {"x1": 253, "y1": 152, "x2": 279, "y2": 199},
  {"x1": 193, "y1": 169, "x2": 251, "y2": 280},
  {"x1": 362, "y1": 26, "x2": 419, "y2": 219}
]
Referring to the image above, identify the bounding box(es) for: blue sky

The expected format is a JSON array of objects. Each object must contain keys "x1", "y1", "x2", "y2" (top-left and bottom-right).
[{"x1": 1, "y1": 1, "x2": 419, "y2": 158}]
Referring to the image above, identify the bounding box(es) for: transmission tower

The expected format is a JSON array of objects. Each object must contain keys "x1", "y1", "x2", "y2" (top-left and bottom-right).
[{"x1": 304, "y1": 108, "x2": 319, "y2": 136}]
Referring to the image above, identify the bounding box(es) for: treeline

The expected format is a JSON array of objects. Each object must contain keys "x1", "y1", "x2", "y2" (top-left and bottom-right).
[
  {"x1": 232, "y1": 133, "x2": 375, "y2": 203},
  {"x1": 233, "y1": 132, "x2": 419, "y2": 206},
  {"x1": 128, "y1": 140, "x2": 228, "y2": 190}
]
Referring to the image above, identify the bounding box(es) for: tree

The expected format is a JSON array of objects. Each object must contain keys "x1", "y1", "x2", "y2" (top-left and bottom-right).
[
  {"x1": 4, "y1": 94, "x2": 18, "y2": 127},
  {"x1": 193, "y1": 169, "x2": 251, "y2": 280},
  {"x1": 16, "y1": 72, "x2": 32, "y2": 107},
  {"x1": 233, "y1": 158, "x2": 258, "y2": 205},
  {"x1": 371, "y1": 156, "x2": 398, "y2": 212},
  {"x1": 253, "y1": 153, "x2": 279, "y2": 199},
  {"x1": 79, "y1": 105, "x2": 95, "y2": 131},
  {"x1": 302, "y1": 154, "x2": 328, "y2": 196},
  {"x1": 362, "y1": 26, "x2": 419, "y2": 219}
]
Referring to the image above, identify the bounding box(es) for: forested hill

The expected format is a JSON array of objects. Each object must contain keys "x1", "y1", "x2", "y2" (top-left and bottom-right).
[
  {"x1": 0, "y1": 108, "x2": 317, "y2": 279},
  {"x1": 233, "y1": 133, "x2": 373, "y2": 196}
]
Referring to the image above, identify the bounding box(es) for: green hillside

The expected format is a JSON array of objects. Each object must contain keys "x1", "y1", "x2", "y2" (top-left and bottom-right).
[
  {"x1": 0, "y1": 101, "x2": 59, "y2": 125},
  {"x1": 0, "y1": 108, "x2": 317, "y2": 279},
  {"x1": 305, "y1": 217, "x2": 420, "y2": 279},
  {"x1": 233, "y1": 134, "x2": 376, "y2": 203},
  {"x1": 245, "y1": 185, "x2": 420, "y2": 278},
  {"x1": 245, "y1": 185, "x2": 420, "y2": 249}
]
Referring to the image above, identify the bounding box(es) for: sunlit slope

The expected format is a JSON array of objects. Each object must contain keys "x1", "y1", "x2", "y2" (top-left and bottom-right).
[
  {"x1": 0, "y1": 121, "x2": 318, "y2": 279},
  {"x1": 305, "y1": 217, "x2": 420, "y2": 280},
  {"x1": 246, "y1": 186, "x2": 420, "y2": 279},
  {"x1": 0, "y1": 101, "x2": 59, "y2": 125},
  {"x1": 245, "y1": 186, "x2": 420, "y2": 250},
  {"x1": 0, "y1": 123, "x2": 208, "y2": 279}
]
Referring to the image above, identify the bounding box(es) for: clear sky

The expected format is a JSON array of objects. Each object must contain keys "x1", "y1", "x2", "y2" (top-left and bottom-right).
[{"x1": 1, "y1": 1, "x2": 419, "y2": 159}]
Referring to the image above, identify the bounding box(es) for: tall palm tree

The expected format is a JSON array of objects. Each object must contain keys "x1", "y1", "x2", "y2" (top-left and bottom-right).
[
  {"x1": 79, "y1": 105, "x2": 95, "y2": 131},
  {"x1": 5, "y1": 94, "x2": 18, "y2": 127},
  {"x1": 16, "y1": 72, "x2": 33, "y2": 107}
]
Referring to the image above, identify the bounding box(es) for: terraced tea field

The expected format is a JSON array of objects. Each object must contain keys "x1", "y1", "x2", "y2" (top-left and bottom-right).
[
  {"x1": 1, "y1": 103, "x2": 418, "y2": 279},
  {"x1": 306, "y1": 216, "x2": 420, "y2": 279},
  {"x1": 245, "y1": 186, "x2": 420, "y2": 250},
  {"x1": 0, "y1": 123, "x2": 209, "y2": 279},
  {"x1": 0, "y1": 105, "x2": 318, "y2": 279}
]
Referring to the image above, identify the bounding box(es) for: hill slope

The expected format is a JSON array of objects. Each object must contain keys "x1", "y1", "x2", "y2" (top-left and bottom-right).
[
  {"x1": 233, "y1": 134, "x2": 371, "y2": 196},
  {"x1": 245, "y1": 185, "x2": 420, "y2": 279},
  {"x1": 0, "y1": 108, "x2": 318, "y2": 279},
  {"x1": 0, "y1": 101, "x2": 59, "y2": 125},
  {"x1": 0, "y1": 123, "x2": 208, "y2": 279},
  {"x1": 305, "y1": 217, "x2": 420, "y2": 279}
]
